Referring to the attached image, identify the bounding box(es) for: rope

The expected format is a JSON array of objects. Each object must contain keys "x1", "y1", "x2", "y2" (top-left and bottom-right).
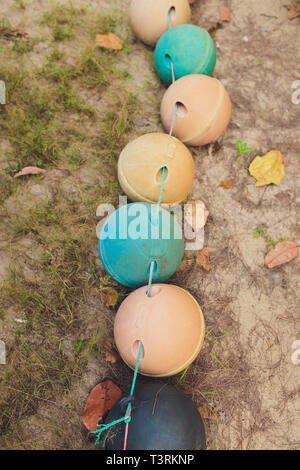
[{"x1": 91, "y1": 340, "x2": 143, "y2": 447}]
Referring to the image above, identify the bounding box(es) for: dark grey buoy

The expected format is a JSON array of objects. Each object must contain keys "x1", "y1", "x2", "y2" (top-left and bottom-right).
[{"x1": 102, "y1": 382, "x2": 206, "y2": 450}]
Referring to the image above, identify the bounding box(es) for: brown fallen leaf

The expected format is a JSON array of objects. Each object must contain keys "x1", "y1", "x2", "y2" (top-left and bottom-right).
[
  {"x1": 220, "y1": 179, "x2": 234, "y2": 189},
  {"x1": 0, "y1": 27, "x2": 28, "y2": 39},
  {"x1": 95, "y1": 33, "x2": 122, "y2": 50},
  {"x1": 14, "y1": 166, "x2": 46, "y2": 178},
  {"x1": 282, "y1": 154, "x2": 290, "y2": 167},
  {"x1": 265, "y1": 241, "x2": 299, "y2": 268},
  {"x1": 219, "y1": 6, "x2": 231, "y2": 22},
  {"x1": 275, "y1": 192, "x2": 291, "y2": 201},
  {"x1": 208, "y1": 21, "x2": 223, "y2": 38},
  {"x1": 103, "y1": 337, "x2": 120, "y2": 363},
  {"x1": 83, "y1": 379, "x2": 122, "y2": 431},
  {"x1": 289, "y1": 2, "x2": 300, "y2": 19},
  {"x1": 185, "y1": 200, "x2": 209, "y2": 232},
  {"x1": 100, "y1": 287, "x2": 119, "y2": 307},
  {"x1": 198, "y1": 404, "x2": 220, "y2": 421},
  {"x1": 196, "y1": 246, "x2": 210, "y2": 271},
  {"x1": 177, "y1": 259, "x2": 194, "y2": 272}
]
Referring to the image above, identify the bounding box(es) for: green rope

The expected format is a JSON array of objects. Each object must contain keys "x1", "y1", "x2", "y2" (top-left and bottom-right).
[
  {"x1": 91, "y1": 341, "x2": 143, "y2": 446},
  {"x1": 168, "y1": 7, "x2": 172, "y2": 30}
]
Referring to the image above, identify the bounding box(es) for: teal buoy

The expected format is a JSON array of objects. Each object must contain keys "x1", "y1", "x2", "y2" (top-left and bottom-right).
[
  {"x1": 154, "y1": 24, "x2": 216, "y2": 85},
  {"x1": 99, "y1": 203, "x2": 184, "y2": 288}
]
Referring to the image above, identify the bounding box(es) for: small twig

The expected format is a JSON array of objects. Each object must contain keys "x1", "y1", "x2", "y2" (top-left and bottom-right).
[{"x1": 152, "y1": 384, "x2": 167, "y2": 416}]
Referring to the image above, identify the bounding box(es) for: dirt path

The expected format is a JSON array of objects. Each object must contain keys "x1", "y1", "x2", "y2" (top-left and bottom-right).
[{"x1": 0, "y1": 0, "x2": 299, "y2": 450}]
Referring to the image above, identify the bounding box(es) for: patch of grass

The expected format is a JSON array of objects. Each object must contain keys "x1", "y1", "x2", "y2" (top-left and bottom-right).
[
  {"x1": 235, "y1": 139, "x2": 253, "y2": 162},
  {"x1": 99, "y1": 92, "x2": 137, "y2": 163},
  {"x1": 0, "y1": 201, "x2": 101, "y2": 441},
  {"x1": 0, "y1": 173, "x2": 14, "y2": 205},
  {"x1": 41, "y1": 3, "x2": 81, "y2": 41},
  {"x1": 14, "y1": 0, "x2": 25, "y2": 9},
  {"x1": 12, "y1": 39, "x2": 33, "y2": 54},
  {"x1": 0, "y1": 3, "x2": 141, "y2": 448},
  {"x1": 254, "y1": 227, "x2": 287, "y2": 253}
]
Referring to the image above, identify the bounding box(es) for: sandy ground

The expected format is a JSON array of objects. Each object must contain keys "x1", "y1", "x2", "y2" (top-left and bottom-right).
[{"x1": 0, "y1": 0, "x2": 299, "y2": 450}]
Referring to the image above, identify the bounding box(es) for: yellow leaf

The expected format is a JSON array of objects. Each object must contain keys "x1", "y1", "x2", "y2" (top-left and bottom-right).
[
  {"x1": 248, "y1": 150, "x2": 285, "y2": 187},
  {"x1": 95, "y1": 33, "x2": 123, "y2": 50}
]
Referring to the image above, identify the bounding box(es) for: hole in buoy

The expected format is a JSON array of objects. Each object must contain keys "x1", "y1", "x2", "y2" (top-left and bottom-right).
[
  {"x1": 165, "y1": 53, "x2": 172, "y2": 65},
  {"x1": 169, "y1": 6, "x2": 176, "y2": 22},
  {"x1": 176, "y1": 102, "x2": 188, "y2": 118},
  {"x1": 132, "y1": 340, "x2": 145, "y2": 359},
  {"x1": 146, "y1": 284, "x2": 162, "y2": 298},
  {"x1": 156, "y1": 166, "x2": 168, "y2": 184}
]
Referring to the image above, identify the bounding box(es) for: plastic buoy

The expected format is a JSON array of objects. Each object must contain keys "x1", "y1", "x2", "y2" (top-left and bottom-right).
[
  {"x1": 160, "y1": 74, "x2": 231, "y2": 146},
  {"x1": 154, "y1": 25, "x2": 216, "y2": 84},
  {"x1": 129, "y1": 0, "x2": 191, "y2": 46},
  {"x1": 114, "y1": 284, "x2": 205, "y2": 377},
  {"x1": 99, "y1": 203, "x2": 184, "y2": 288},
  {"x1": 103, "y1": 381, "x2": 206, "y2": 450},
  {"x1": 118, "y1": 133, "x2": 194, "y2": 204}
]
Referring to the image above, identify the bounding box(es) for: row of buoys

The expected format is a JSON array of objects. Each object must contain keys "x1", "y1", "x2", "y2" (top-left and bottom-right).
[{"x1": 97, "y1": 0, "x2": 232, "y2": 449}]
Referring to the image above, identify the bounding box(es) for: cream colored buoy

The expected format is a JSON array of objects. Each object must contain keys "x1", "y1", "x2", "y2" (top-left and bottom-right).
[
  {"x1": 129, "y1": 0, "x2": 191, "y2": 46},
  {"x1": 160, "y1": 74, "x2": 232, "y2": 146},
  {"x1": 114, "y1": 284, "x2": 206, "y2": 377},
  {"x1": 118, "y1": 132, "x2": 194, "y2": 204}
]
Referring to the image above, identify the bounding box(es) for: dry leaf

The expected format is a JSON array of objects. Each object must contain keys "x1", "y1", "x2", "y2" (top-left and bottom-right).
[
  {"x1": 95, "y1": 33, "x2": 122, "y2": 50},
  {"x1": 100, "y1": 287, "x2": 119, "y2": 307},
  {"x1": 282, "y1": 154, "x2": 290, "y2": 167},
  {"x1": 185, "y1": 200, "x2": 209, "y2": 232},
  {"x1": 265, "y1": 241, "x2": 298, "y2": 268},
  {"x1": 248, "y1": 150, "x2": 285, "y2": 187},
  {"x1": 196, "y1": 246, "x2": 210, "y2": 271},
  {"x1": 177, "y1": 259, "x2": 194, "y2": 272},
  {"x1": 220, "y1": 179, "x2": 234, "y2": 189},
  {"x1": 219, "y1": 6, "x2": 231, "y2": 22},
  {"x1": 14, "y1": 166, "x2": 46, "y2": 178},
  {"x1": 0, "y1": 28, "x2": 28, "y2": 39},
  {"x1": 83, "y1": 379, "x2": 122, "y2": 431},
  {"x1": 208, "y1": 21, "x2": 223, "y2": 38},
  {"x1": 275, "y1": 192, "x2": 291, "y2": 201},
  {"x1": 289, "y1": 2, "x2": 300, "y2": 19},
  {"x1": 198, "y1": 404, "x2": 220, "y2": 421},
  {"x1": 103, "y1": 337, "x2": 120, "y2": 363}
]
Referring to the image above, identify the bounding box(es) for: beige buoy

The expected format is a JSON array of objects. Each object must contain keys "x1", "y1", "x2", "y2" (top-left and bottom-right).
[
  {"x1": 118, "y1": 132, "x2": 194, "y2": 204},
  {"x1": 130, "y1": 0, "x2": 191, "y2": 46},
  {"x1": 114, "y1": 284, "x2": 206, "y2": 377},
  {"x1": 160, "y1": 74, "x2": 232, "y2": 146}
]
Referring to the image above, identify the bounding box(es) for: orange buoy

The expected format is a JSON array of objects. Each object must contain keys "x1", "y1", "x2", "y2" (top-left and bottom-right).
[
  {"x1": 161, "y1": 74, "x2": 232, "y2": 146},
  {"x1": 118, "y1": 133, "x2": 194, "y2": 204},
  {"x1": 129, "y1": 0, "x2": 191, "y2": 46},
  {"x1": 114, "y1": 284, "x2": 205, "y2": 377}
]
